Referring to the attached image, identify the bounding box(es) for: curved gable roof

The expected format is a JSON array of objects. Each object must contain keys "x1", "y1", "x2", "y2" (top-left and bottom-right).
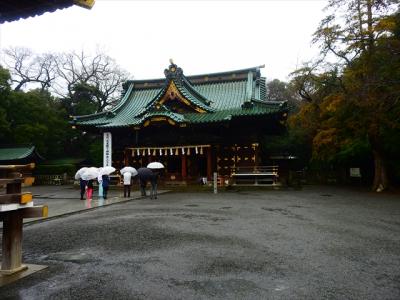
[{"x1": 73, "y1": 63, "x2": 286, "y2": 128}]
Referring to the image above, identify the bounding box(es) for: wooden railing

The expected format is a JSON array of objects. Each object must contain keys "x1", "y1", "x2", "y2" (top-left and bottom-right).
[
  {"x1": 35, "y1": 174, "x2": 63, "y2": 185},
  {"x1": 231, "y1": 166, "x2": 279, "y2": 186},
  {"x1": 0, "y1": 165, "x2": 48, "y2": 275}
]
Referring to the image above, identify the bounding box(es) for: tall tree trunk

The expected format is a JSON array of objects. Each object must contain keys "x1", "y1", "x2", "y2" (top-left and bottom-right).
[{"x1": 371, "y1": 149, "x2": 389, "y2": 192}]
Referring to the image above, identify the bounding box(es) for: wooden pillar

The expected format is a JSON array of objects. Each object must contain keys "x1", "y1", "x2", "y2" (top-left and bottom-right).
[
  {"x1": 207, "y1": 147, "x2": 212, "y2": 181},
  {"x1": 1, "y1": 210, "x2": 25, "y2": 272},
  {"x1": 124, "y1": 149, "x2": 129, "y2": 166},
  {"x1": 181, "y1": 154, "x2": 187, "y2": 180}
]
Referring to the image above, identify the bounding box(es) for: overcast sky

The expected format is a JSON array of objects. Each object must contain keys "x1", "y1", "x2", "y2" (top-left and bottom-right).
[{"x1": 0, "y1": 0, "x2": 328, "y2": 81}]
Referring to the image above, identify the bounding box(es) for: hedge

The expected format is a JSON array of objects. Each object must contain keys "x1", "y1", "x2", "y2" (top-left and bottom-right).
[{"x1": 35, "y1": 164, "x2": 76, "y2": 176}]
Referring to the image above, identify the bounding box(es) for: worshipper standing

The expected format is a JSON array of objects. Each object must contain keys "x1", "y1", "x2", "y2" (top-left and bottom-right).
[
  {"x1": 150, "y1": 171, "x2": 159, "y2": 200},
  {"x1": 123, "y1": 171, "x2": 132, "y2": 198},
  {"x1": 137, "y1": 167, "x2": 155, "y2": 198},
  {"x1": 102, "y1": 174, "x2": 110, "y2": 199},
  {"x1": 86, "y1": 179, "x2": 94, "y2": 200},
  {"x1": 79, "y1": 178, "x2": 87, "y2": 200}
]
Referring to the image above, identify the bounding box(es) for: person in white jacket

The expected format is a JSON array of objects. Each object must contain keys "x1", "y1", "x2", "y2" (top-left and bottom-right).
[{"x1": 123, "y1": 171, "x2": 132, "y2": 198}]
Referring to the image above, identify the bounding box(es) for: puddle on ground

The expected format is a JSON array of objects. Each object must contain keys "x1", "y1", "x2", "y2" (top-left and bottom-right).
[{"x1": 45, "y1": 252, "x2": 99, "y2": 264}]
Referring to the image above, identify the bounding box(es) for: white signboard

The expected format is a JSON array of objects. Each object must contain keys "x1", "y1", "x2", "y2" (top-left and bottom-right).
[
  {"x1": 350, "y1": 168, "x2": 361, "y2": 178},
  {"x1": 103, "y1": 132, "x2": 112, "y2": 167}
]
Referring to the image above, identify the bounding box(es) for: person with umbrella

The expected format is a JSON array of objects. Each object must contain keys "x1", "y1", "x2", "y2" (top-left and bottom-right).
[
  {"x1": 102, "y1": 174, "x2": 110, "y2": 199},
  {"x1": 137, "y1": 167, "x2": 153, "y2": 197},
  {"x1": 79, "y1": 178, "x2": 87, "y2": 200},
  {"x1": 75, "y1": 167, "x2": 88, "y2": 200},
  {"x1": 80, "y1": 167, "x2": 100, "y2": 201},
  {"x1": 123, "y1": 171, "x2": 132, "y2": 198},
  {"x1": 99, "y1": 166, "x2": 115, "y2": 199},
  {"x1": 86, "y1": 179, "x2": 94, "y2": 201},
  {"x1": 148, "y1": 162, "x2": 164, "y2": 200},
  {"x1": 120, "y1": 166, "x2": 137, "y2": 198},
  {"x1": 139, "y1": 163, "x2": 164, "y2": 199}
]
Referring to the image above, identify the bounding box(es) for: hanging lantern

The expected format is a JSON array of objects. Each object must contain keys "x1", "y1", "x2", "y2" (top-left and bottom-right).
[
  {"x1": 148, "y1": 148, "x2": 151, "y2": 155},
  {"x1": 175, "y1": 148, "x2": 179, "y2": 155},
  {"x1": 200, "y1": 147, "x2": 203, "y2": 155},
  {"x1": 187, "y1": 147, "x2": 191, "y2": 155},
  {"x1": 152, "y1": 149, "x2": 156, "y2": 156},
  {"x1": 137, "y1": 149, "x2": 140, "y2": 156},
  {"x1": 142, "y1": 149, "x2": 146, "y2": 156},
  {"x1": 170, "y1": 148, "x2": 173, "y2": 155},
  {"x1": 159, "y1": 148, "x2": 163, "y2": 156},
  {"x1": 165, "y1": 149, "x2": 168, "y2": 156},
  {"x1": 195, "y1": 146, "x2": 198, "y2": 154},
  {"x1": 181, "y1": 147, "x2": 185, "y2": 155}
]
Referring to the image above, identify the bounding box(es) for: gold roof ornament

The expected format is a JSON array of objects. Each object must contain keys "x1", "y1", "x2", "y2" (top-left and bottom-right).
[{"x1": 74, "y1": 0, "x2": 95, "y2": 9}]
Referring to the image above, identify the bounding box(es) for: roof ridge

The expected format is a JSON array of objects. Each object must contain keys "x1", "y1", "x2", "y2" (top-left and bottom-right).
[
  {"x1": 125, "y1": 65, "x2": 264, "y2": 86},
  {"x1": 72, "y1": 83, "x2": 134, "y2": 121}
]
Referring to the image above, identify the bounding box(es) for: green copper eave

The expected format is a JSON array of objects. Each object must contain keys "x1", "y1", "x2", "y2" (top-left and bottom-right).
[{"x1": 72, "y1": 63, "x2": 287, "y2": 129}]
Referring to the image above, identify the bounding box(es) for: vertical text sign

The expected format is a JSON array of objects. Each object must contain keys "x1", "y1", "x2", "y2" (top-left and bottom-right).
[
  {"x1": 103, "y1": 132, "x2": 112, "y2": 167},
  {"x1": 213, "y1": 172, "x2": 218, "y2": 194}
]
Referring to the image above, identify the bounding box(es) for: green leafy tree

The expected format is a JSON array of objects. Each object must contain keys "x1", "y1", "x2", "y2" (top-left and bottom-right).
[
  {"x1": 4, "y1": 89, "x2": 71, "y2": 158},
  {"x1": 294, "y1": 0, "x2": 400, "y2": 191},
  {"x1": 0, "y1": 66, "x2": 12, "y2": 140}
]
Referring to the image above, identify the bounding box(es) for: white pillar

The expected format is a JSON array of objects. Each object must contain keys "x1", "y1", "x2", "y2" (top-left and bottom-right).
[
  {"x1": 213, "y1": 172, "x2": 218, "y2": 194},
  {"x1": 103, "y1": 132, "x2": 112, "y2": 167}
]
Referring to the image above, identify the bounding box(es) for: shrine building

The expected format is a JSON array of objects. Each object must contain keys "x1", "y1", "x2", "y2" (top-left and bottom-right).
[{"x1": 72, "y1": 62, "x2": 288, "y2": 184}]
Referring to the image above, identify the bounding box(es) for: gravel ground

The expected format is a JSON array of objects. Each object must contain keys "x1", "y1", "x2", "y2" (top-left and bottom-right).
[{"x1": 0, "y1": 186, "x2": 400, "y2": 299}]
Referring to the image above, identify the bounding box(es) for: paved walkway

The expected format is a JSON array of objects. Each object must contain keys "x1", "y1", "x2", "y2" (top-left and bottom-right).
[
  {"x1": 0, "y1": 186, "x2": 399, "y2": 299},
  {"x1": 21, "y1": 185, "x2": 169, "y2": 221}
]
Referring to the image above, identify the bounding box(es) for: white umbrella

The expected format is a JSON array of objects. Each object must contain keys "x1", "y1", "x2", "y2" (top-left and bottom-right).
[
  {"x1": 147, "y1": 162, "x2": 164, "y2": 169},
  {"x1": 74, "y1": 167, "x2": 89, "y2": 180},
  {"x1": 120, "y1": 166, "x2": 138, "y2": 176},
  {"x1": 97, "y1": 166, "x2": 116, "y2": 181},
  {"x1": 100, "y1": 166, "x2": 116, "y2": 175},
  {"x1": 81, "y1": 167, "x2": 100, "y2": 181}
]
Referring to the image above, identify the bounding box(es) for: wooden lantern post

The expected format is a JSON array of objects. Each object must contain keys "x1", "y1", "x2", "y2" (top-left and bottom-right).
[{"x1": 0, "y1": 166, "x2": 48, "y2": 275}]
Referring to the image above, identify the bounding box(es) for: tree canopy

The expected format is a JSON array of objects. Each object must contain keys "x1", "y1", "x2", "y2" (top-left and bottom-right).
[{"x1": 288, "y1": 1, "x2": 400, "y2": 191}]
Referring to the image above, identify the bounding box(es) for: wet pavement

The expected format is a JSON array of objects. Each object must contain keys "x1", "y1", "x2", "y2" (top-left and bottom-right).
[
  {"x1": 0, "y1": 186, "x2": 400, "y2": 299},
  {"x1": 19, "y1": 185, "x2": 169, "y2": 221}
]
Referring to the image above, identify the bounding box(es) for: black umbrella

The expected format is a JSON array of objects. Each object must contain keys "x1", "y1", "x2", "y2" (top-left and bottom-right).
[{"x1": 137, "y1": 167, "x2": 154, "y2": 181}]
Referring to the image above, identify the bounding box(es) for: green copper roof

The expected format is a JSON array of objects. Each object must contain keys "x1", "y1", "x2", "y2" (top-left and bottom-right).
[
  {"x1": 0, "y1": 146, "x2": 35, "y2": 161},
  {"x1": 73, "y1": 63, "x2": 286, "y2": 128}
]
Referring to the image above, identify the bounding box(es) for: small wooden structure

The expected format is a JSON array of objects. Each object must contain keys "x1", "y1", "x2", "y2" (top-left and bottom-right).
[
  {"x1": 0, "y1": 165, "x2": 48, "y2": 276},
  {"x1": 231, "y1": 166, "x2": 279, "y2": 186}
]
